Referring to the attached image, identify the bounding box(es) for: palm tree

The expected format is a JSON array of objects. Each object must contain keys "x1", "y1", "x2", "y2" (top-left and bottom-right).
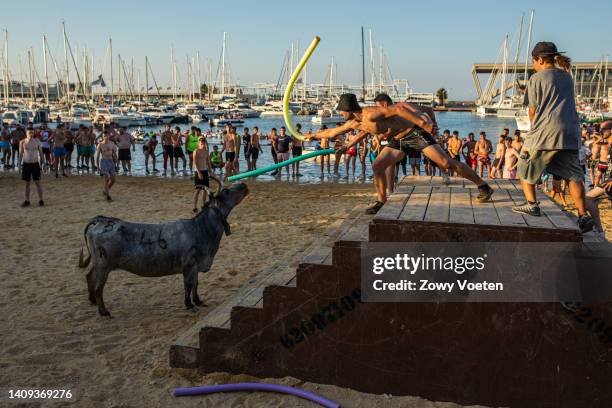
[{"x1": 436, "y1": 88, "x2": 448, "y2": 107}]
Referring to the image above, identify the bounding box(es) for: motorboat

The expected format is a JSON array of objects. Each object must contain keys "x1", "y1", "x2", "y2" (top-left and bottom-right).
[{"x1": 311, "y1": 108, "x2": 343, "y2": 124}]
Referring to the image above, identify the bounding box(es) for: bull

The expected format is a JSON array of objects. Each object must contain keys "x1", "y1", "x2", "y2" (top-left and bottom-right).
[{"x1": 78, "y1": 180, "x2": 248, "y2": 317}]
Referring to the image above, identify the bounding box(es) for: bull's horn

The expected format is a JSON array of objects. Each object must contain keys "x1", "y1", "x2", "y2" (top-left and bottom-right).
[{"x1": 210, "y1": 175, "x2": 222, "y2": 195}]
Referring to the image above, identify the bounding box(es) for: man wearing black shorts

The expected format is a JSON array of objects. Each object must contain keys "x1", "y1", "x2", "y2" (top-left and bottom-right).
[
  {"x1": 171, "y1": 126, "x2": 186, "y2": 175},
  {"x1": 161, "y1": 124, "x2": 174, "y2": 176},
  {"x1": 19, "y1": 128, "x2": 45, "y2": 207},
  {"x1": 192, "y1": 137, "x2": 212, "y2": 212},
  {"x1": 309, "y1": 93, "x2": 493, "y2": 214}
]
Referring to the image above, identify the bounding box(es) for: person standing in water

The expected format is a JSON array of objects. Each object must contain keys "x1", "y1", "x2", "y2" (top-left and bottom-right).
[
  {"x1": 185, "y1": 126, "x2": 200, "y2": 174},
  {"x1": 512, "y1": 42, "x2": 593, "y2": 232},
  {"x1": 248, "y1": 126, "x2": 263, "y2": 171},
  {"x1": 192, "y1": 137, "x2": 212, "y2": 212},
  {"x1": 19, "y1": 128, "x2": 45, "y2": 207},
  {"x1": 275, "y1": 126, "x2": 292, "y2": 177},
  {"x1": 291, "y1": 123, "x2": 304, "y2": 177},
  {"x1": 143, "y1": 132, "x2": 159, "y2": 174}
]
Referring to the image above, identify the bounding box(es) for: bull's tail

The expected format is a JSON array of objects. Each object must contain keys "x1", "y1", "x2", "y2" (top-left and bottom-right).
[{"x1": 78, "y1": 218, "x2": 98, "y2": 268}]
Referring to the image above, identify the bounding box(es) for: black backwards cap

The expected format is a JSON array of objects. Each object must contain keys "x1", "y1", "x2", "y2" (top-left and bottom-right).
[
  {"x1": 336, "y1": 93, "x2": 361, "y2": 112},
  {"x1": 532, "y1": 42, "x2": 565, "y2": 57}
]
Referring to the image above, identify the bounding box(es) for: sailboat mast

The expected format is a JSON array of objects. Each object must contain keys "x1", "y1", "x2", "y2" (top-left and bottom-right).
[
  {"x1": 369, "y1": 29, "x2": 375, "y2": 96},
  {"x1": 523, "y1": 10, "x2": 534, "y2": 82},
  {"x1": 145, "y1": 56, "x2": 149, "y2": 103},
  {"x1": 42, "y1": 35, "x2": 49, "y2": 106},
  {"x1": 62, "y1": 21, "x2": 69, "y2": 104},
  {"x1": 109, "y1": 38, "x2": 114, "y2": 108},
  {"x1": 379, "y1": 46, "x2": 384, "y2": 93},
  {"x1": 221, "y1": 32, "x2": 226, "y2": 96},
  {"x1": 361, "y1": 26, "x2": 366, "y2": 101},
  {"x1": 499, "y1": 33, "x2": 508, "y2": 107},
  {"x1": 511, "y1": 14, "x2": 524, "y2": 98},
  {"x1": 196, "y1": 51, "x2": 201, "y2": 101},
  {"x1": 2, "y1": 30, "x2": 8, "y2": 105}
]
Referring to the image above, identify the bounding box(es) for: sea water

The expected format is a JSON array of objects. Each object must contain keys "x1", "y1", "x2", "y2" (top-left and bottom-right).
[{"x1": 2, "y1": 112, "x2": 516, "y2": 183}]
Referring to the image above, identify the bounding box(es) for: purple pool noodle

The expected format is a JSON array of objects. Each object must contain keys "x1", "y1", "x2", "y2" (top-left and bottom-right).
[{"x1": 173, "y1": 382, "x2": 340, "y2": 408}]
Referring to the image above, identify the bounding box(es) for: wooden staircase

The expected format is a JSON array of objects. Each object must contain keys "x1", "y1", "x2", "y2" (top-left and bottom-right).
[{"x1": 170, "y1": 177, "x2": 612, "y2": 408}]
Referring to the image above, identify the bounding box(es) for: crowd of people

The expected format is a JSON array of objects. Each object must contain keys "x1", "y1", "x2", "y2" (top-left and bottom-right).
[{"x1": 2, "y1": 41, "x2": 611, "y2": 235}]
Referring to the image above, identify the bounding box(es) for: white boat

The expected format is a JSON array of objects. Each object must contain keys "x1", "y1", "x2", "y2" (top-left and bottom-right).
[
  {"x1": 190, "y1": 113, "x2": 205, "y2": 123},
  {"x1": 514, "y1": 109, "x2": 531, "y2": 132},
  {"x1": 260, "y1": 106, "x2": 288, "y2": 117},
  {"x1": 211, "y1": 117, "x2": 244, "y2": 127},
  {"x1": 311, "y1": 108, "x2": 343, "y2": 124},
  {"x1": 476, "y1": 105, "x2": 498, "y2": 117},
  {"x1": 93, "y1": 107, "x2": 133, "y2": 127}
]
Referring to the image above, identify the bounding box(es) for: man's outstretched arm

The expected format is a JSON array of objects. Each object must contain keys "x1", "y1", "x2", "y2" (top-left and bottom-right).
[{"x1": 307, "y1": 121, "x2": 356, "y2": 140}]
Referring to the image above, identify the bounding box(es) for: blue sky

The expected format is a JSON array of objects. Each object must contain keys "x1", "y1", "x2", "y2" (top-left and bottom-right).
[{"x1": 2, "y1": 0, "x2": 611, "y2": 99}]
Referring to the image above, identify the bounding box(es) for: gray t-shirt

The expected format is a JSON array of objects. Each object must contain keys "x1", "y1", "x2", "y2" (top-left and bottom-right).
[{"x1": 523, "y1": 69, "x2": 580, "y2": 151}]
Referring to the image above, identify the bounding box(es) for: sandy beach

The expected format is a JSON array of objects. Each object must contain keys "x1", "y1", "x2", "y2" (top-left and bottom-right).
[{"x1": 0, "y1": 173, "x2": 508, "y2": 408}]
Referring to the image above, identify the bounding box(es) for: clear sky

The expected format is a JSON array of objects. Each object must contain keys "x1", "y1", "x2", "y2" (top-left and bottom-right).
[{"x1": 2, "y1": 0, "x2": 611, "y2": 100}]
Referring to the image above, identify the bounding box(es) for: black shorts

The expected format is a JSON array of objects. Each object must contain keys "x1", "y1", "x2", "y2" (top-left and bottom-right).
[
  {"x1": 173, "y1": 146, "x2": 184, "y2": 158},
  {"x1": 249, "y1": 147, "x2": 259, "y2": 160},
  {"x1": 243, "y1": 145, "x2": 249, "y2": 158},
  {"x1": 450, "y1": 154, "x2": 460, "y2": 161},
  {"x1": 388, "y1": 128, "x2": 437, "y2": 152},
  {"x1": 194, "y1": 170, "x2": 209, "y2": 189},
  {"x1": 22, "y1": 162, "x2": 41, "y2": 181},
  {"x1": 292, "y1": 146, "x2": 303, "y2": 157},
  {"x1": 12, "y1": 143, "x2": 19, "y2": 152},
  {"x1": 64, "y1": 142, "x2": 74, "y2": 152},
  {"x1": 163, "y1": 145, "x2": 174, "y2": 158},
  {"x1": 186, "y1": 149, "x2": 193, "y2": 158},
  {"x1": 42, "y1": 147, "x2": 51, "y2": 155},
  {"x1": 118, "y1": 148, "x2": 131, "y2": 161},
  {"x1": 225, "y1": 152, "x2": 236, "y2": 162}
]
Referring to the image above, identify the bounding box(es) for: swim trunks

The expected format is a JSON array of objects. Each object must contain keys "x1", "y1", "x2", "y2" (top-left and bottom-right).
[
  {"x1": 163, "y1": 145, "x2": 174, "y2": 158},
  {"x1": 277, "y1": 152, "x2": 290, "y2": 162},
  {"x1": 53, "y1": 146, "x2": 67, "y2": 157},
  {"x1": 387, "y1": 127, "x2": 437, "y2": 152},
  {"x1": 173, "y1": 146, "x2": 184, "y2": 158},
  {"x1": 478, "y1": 156, "x2": 491, "y2": 165},
  {"x1": 64, "y1": 142, "x2": 74, "y2": 152},
  {"x1": 118, "y1": 148, "x2": 131, "y2": 161},
  {"x1": 292, "y1": 146, "x2": 303, "y2": 157},
  {"x1": 0, "y1": 140, "x2": 10, "y2": 149},
  {"x1": 225, "y1": 152, "x2": 236, "y2": 162},
  {"x1": 346, "y1": 147, "x2": 357, "y2": 157},
  {"x1": 99, "y1": 158, "x2": 116, "y2": 176},
  {"x1": 249, "y1": 147, "x2": 260, "y2": 160},
  {"x1": 81, "y1": 145, "x2": 94, "y2": 156},
  {"x1": 21, "y1": 162, "x2": 41, "y2": 181},
  {"x1": 597, "y1": 161, "x2": 608, "y2": 172},
  {"x1": 194, "y1": 169, "x2": 209, "y2": 189}
]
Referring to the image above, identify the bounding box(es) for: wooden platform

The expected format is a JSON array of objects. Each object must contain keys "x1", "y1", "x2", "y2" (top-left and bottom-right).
[{"x1": 170, "y1": 176, "x2": 612, "y2": 408}]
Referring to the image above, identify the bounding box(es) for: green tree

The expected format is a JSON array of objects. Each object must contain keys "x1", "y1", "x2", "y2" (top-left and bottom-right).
[{"x1": 436, "y1": 88, "x2": 448, "y2": 106}]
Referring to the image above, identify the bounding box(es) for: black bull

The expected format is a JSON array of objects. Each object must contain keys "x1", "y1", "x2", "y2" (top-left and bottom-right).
[{"x1": 78, "y1": 182, "x2": 248, "y2": 317}]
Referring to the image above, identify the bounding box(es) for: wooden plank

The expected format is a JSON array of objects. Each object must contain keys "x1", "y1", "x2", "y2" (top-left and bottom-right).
[
  {"x1": 534, "y1": 190, "x2": 579, "y2": 231},
  {"x1": 506, "y1": 190, "x2": 556, "y2": 229},
  {"x1": 399, "y1": 186, "x2": 432, "y2": 221},
  {"x1": 449, "y1": 188, "x2": 475, "y2": 224},
  {"x1": 424, "y1": 187, "x2": 451, "y2": 223},
  {"x1": 493, "y1": 189, "x2": 529, "y2": 227},
  {"x1": 494, "y1": 179, "x2": 517, "y2": 190},
  {"x1": 471, "y1": 191, "x2": 501, "y2": 226},
  {"x1": 338, "y1": 214, "x2": 373, "y2": 242},
  {"x1": 375, "y1": 186, "x2": 414, "y2": 220}
]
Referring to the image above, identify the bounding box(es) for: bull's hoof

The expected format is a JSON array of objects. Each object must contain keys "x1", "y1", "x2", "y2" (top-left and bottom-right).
[
  {"x1": 187, "y1": 306, "x2": 198, "y2": 314},
  {"x1": 89, "y1": 296, "x2": 96, "y2": 305},
  {"x1": 98, "y1": 309, "x2": 112, "y2": 318}
]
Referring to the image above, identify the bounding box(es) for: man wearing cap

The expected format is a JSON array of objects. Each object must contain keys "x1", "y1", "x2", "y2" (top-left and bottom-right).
[
  {"x1": 308, "y1": 93, "x2": 494, "y2": 214},
  {"x1": 511, "y1": 41, "x2": 594, "y2": 232}
]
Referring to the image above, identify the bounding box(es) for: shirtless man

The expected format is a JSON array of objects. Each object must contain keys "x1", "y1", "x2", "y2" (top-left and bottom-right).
[
  {"x1": 192, "y1": 137, "x2": 213, "y2": 212},
  {"x1": 143, "y1": 132, "x2": 159, "y2": 174},
  {"x1": 95, "y1": 130, "x2": 118, "y2": 201},
  {"x1": 63, "y1": 125, "x2": 75, "y2": 168},
  {"x1": 491, "y1": 135, "x2": 506, "y2": 179},
  {"x1": 161, "y1": 124, "x2": 174, "y2": 176},
  {"x1": 309, "y1": 93, "x2": 493, "y2": 213},
  {"x1": 249, "y1": 126, "x2": 263, "y2": 171},
  {"x1": 50, "y1": 125, "x2": 67, "y2": 177},
  {"x1": 512, "y1": 130, "x2": 523, "y2": 152},
  {"x1": 446, "y1": 130, "x2": 462, "y2": 176},
  {"x1": 222, "y1": 126, "x2": 237, "y2": 181},
  {"x1": 75, "y1": 125, "x2": 87, "y2": 168},
  {"x1": 1, "y1": 124, "x2": 12, "y2": 167},
  {"x1": 233, "y1": 126, "x2": 241, "y2": 173},
  {"x1": 593, "y1": 121, "x2": 611, "y2": 187},
  {"x1": 461, "y1": 132, "x2": 477, "y2": 171},
  {"x1": 116, "y1": 127, "x2": 135, "y2": 173},
  {"x1": 291, "y1": 124, "x2": 304, "y2": 176},
  {"x1": 10, "y1": 125, "x2": 25, "y2": 167},
  {"x1": 19, "y1": 128, "x2": 44, "y2": 207},
  {"x1": 171, "y1": 126, "x2": 187, "y2": 175},
  {"x1": 474, "y1": 131, "x2": 493, "y2": 178},
  {"x1": 318, "y1": 125, "x2": 331, "y2": 176}
]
